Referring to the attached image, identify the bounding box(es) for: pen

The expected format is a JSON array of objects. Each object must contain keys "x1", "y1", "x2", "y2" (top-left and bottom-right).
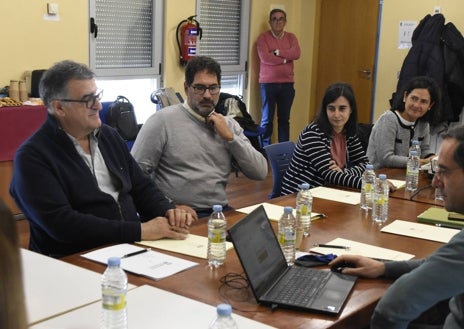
[
  {"x1": 314, "y1": 244, "x2": 350, "y2": 250},
  {"x1": 122, "y1": 248, "x2": 149, "y2": 258},
  {"x1": 435, "y1": 223, "x2": 462, "y2": 230}
]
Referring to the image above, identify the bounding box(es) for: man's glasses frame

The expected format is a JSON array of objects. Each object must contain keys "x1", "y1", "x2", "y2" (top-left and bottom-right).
[
  {"x1": 190, "y1": 84, "x2": 221, "y2": 96},
  {"x1": 271, "y1": 17, "x2": 286, "y2": 23},
  {"x1": 433, "y1": 166, "x2": 462, "y2": 180},
  {"x1": 56, "y1": 90, "x2": 104, "y2": 109}
]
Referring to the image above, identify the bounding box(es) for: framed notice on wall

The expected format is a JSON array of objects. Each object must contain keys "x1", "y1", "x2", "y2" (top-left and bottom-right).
[{"x1": 398, "y1": 20, "x2": 418, "y2": 49}]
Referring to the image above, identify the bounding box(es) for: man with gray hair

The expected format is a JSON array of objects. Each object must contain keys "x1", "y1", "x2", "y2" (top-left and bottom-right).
[{"x1": 10, "y1": 60, "x2": 193, "y2": 258}]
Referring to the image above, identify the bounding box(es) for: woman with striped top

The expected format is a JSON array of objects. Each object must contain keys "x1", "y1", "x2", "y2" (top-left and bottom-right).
[{"x1": 281, "y1": 82, "x2": 368, "y2": 195}]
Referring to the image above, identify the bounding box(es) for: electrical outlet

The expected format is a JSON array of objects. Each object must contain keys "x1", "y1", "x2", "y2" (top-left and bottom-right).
[{"x1": 47, "y1": 3, "x2": 59, "y2": 15}]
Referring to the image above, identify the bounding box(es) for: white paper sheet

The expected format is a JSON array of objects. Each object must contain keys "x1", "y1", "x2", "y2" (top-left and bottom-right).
[
  {"x1": 81, "y1": 244, "x2": 198, "y2": 280},
  {"x1": 310, "y1": 237, "x2": 414, "y2": 261},
  {"x1": 389, "y1": 179, "x2": 406, "y2": 189},
  {"x1": 236, "y1": 202, "x2": 324, "y2": 222},
  {"x1": 381, "y1": 220, "x2": 459, "y2": 243},
  {"x1": 139, "y1": 234, "x2": 233, "y2": 259},
  {"x1": 309, "y1": 186, "x2": 361, "y2": 205}
]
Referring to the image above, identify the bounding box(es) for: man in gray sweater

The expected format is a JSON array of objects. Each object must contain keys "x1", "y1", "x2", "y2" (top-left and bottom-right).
[
  {"x1": 131, "y1": 56, "x2": 267, "y2": 219},
  {"x1": 330, "y1": 124, "x2": 464, "y2": 329}
]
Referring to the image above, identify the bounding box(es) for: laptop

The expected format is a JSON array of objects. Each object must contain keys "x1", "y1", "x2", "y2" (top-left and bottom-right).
[{"x1": 228, "y1": 205, "x2": 357, "y2": 315}]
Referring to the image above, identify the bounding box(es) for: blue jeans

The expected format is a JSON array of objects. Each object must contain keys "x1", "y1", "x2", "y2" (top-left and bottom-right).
[{"x1": 260, "y1": 83, "x2": 295, "y2": 146}]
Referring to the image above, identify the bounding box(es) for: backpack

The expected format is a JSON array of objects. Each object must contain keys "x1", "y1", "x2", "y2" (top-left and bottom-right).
[
  {"x1": 215, "y1": 93, "x2": 259, "y2": 133},
  {"x1": 106, "y1": 96, "x2": 138, "y2": 140}
]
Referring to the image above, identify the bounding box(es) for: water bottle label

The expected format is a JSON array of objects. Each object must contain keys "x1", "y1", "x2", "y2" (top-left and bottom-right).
[
  {"x1": 364, "y1": 183, "x2": 373, "y2": 192},
  {"x1": 208, "y1": 229, "x2": 226, "y2": 243},
  {"x1": 278, "y1": 228, "x2": 295, "y2": 244},
  {"x1": 296, "y1": 204, "x2": 310, "y2": 216},
  {"x1": 102, "y1": 291, "x2": 126, "y2": 311},
  {"x1": 375, "y1": 195, "x2": 387, "y2": 205}
]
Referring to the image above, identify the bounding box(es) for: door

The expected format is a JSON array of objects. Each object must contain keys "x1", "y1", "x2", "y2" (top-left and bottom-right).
[{"x1": 315, "y1": 0, "x2": 380, "y2": 124}]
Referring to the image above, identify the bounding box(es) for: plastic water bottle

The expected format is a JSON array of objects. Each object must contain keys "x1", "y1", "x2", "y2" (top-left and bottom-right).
[
  {"x1": 207, "y1": 205, "x2": 227, "y2": 268},
  {"x1": 360, "y1": 164, "x2": 376, "y2": 210},
  {"x1": 406, "y1": 150, "x2": 420, "y2": 191},
  {"x1": 101, "y1": 257, "x2": 128, "y2": 329},
  {"x1": 409, "y1": 139, "x2": 421, "y2": 158},
  {"x1": 208, "y1": 304, "x2": 238, "y2": 329},
  {"x1": 372, "y1": 174, "x2": 389, "y2": 223},
  {"x1": 296, "y1": 183, "x2": 312, "y2": 248},
  {"x1": 278, "y1": 206, "x2": 296, "y2": 265}
]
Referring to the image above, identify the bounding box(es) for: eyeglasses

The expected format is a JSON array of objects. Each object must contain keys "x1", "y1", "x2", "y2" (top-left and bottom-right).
[
  {"x1": 271, "y1": 17, "x2": 286, "y2": 23},
  {"x1": 433, "y1": 166, "x2": 462, "y2": 180},
  {"x1": 56, "y1": 90, "x2": 104, "y2": 109},
  {"x1": 190, "y1": 84, "x2": 221, "y2": 96}
]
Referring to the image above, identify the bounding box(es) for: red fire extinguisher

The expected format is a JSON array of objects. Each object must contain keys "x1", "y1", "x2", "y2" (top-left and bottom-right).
[{"x1": 176, "y1": 15, "x2": 202, "y2": 66}]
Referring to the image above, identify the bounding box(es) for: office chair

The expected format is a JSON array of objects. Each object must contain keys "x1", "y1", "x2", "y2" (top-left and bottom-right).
[
  {"x1": 264, "y1": 141, "x2": 295, "y2": 199},
  {"x1": 100, "y1": 101, "x2": 139, "y2": 150},
  {"x1": 150, "y1": 87, "x2": 184, "y2": 110}
]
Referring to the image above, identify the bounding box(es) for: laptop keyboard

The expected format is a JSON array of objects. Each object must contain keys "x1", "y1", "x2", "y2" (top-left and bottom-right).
[{"x1": 269, "y1": 267, "x2": 332, "y2": 307}]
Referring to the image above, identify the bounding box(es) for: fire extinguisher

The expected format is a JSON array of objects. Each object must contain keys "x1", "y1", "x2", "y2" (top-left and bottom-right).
[{"x1": 176, "y1": 15, "x2": 202, "y2": 66}]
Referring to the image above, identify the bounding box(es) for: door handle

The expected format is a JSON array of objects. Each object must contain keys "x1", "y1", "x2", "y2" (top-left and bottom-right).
[{"x1": 358, "y1": 69, "x2": 372, "y2": 80}]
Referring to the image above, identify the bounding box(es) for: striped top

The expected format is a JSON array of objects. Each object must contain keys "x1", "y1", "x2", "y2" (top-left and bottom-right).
[{"x1": 281, "y1": 123, "x2": 368, "y2": 195}]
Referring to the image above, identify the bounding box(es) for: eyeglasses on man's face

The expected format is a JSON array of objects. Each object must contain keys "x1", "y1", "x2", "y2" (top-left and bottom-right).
[
  {"x1": 433, "y1": 166, "x2": 462, "y2": 180},
  {"x1": 271, "y1": 17, "x2": 286, "y2": 23},
  {"x1": 190, "y1": 84, "x2": 221, "y2": 96},
  {"x1": 56, "y1": 89, "x2": 104, "y2": 109}
]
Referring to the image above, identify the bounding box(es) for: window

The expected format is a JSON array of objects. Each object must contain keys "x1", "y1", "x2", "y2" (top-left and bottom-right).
[
  {"x1": 196, "y1": 0, "x2": 250, "y2": 97},
  {"x1": 89, "y1": 0, "x2": 163, "y2": 123}
]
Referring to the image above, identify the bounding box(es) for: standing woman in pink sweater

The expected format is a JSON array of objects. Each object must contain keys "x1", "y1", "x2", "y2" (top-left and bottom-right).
[{"x1": 257, "y1": 8, "x2": 301, "y2": 146}]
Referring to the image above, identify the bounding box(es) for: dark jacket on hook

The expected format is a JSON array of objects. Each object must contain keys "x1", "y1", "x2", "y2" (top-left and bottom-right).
[{"x1": 391, "y1": 13, "x2": 464, "y2": 127}]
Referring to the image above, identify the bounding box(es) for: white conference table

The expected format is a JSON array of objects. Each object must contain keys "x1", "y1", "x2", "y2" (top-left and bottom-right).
[
  {"x1": 30, "y1": 284, "x2": 276, "y2": 329},
  {"x1": 22, "y1": 248, "x2": 136, "y2": 326},
  {"x1": 22, "y1": 249, "x2": 275, "y2": 328}
]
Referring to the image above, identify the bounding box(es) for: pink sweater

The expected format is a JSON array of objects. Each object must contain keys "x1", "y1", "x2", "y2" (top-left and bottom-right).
[{"x1": 257, "y1": 30, "x2": 301, "y2": 83}]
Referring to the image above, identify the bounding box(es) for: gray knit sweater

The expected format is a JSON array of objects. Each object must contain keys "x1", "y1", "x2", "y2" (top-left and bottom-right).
[
  {"x1": 367, "y1": 110, "x2": 433, "y2": 169},
  {"x1": 131, "y1": 103, "x2": 267, "y2": 210}
]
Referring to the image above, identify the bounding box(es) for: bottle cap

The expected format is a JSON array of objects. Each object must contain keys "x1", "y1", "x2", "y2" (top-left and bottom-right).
[
  {"x1": 412, "y1": 139, "x2": 419, "y2": 145},
  {"x1": 107, "y1": 257, "x2": 121, "y2": 266},
  {"x1": 212, "y1": 205, "x2": 223, "y2": 212},
  {"x1": 284, "y1": 206, "x2": 293, "y2": 214},
  {"x1": 378, "y1": 174, "x2": 387, "y2": 180},
  {"x1": 217, "y1": 303, "x2": 232, "y2": 316},
  {"x1": 300, "y1": 183, "x2": 310, "y2": 190},
  {"x1": 366, "y1": 164, "x2": 374, "y2": 170},
  {"x1": 410, "y1": 150, "x2": 418, "y2": 156}
]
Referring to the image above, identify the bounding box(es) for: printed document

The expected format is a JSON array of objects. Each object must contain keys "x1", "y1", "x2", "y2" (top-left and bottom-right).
[
  {"x1": 309, "y1": 186, "x2": 361, "y2": 205},
  {"x1": 237, "y1": 202, "x2": 324, "y2": 222},
  {"x1": 381, "y1": 220, "x2": 459, "y2": 243},
  {"x1": 81, "y1": 244, "x2": 198, "y2": 280},
  {"x1": 139, "y1": 234, "x2": 233, "y2": 259},
  {"x1": 310, "y1": 237, "x2": 414, "y2": 261}
]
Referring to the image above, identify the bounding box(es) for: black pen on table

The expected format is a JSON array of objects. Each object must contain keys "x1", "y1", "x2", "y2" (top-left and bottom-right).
[
  {"x1": 435, "y1": 223, "x2": 462, "y2": 230},
  {"x1": 313, "y1": 244, "x2": 350, "y2": 250},
  {"x1": 122, "y1": 248, "x2": 150, "y2": 259}
]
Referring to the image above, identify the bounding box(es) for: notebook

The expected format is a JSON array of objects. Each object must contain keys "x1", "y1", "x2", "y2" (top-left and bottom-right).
[
  {"x1": 228, "y1": 205, "x2": 357, "y2": 315},
  {"x1": 417, "y1": 207, "x2": 464, "y2": 229}
]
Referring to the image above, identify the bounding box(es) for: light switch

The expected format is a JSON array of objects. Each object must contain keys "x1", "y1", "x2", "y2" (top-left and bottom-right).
[{"x1": 47, "y1": 3, "x2": 59, "y2": 15}]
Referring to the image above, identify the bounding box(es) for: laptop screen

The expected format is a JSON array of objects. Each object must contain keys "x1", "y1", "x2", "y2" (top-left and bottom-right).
[{"x1": 228, "y1": 205, "x2": 289, "y2": 299}]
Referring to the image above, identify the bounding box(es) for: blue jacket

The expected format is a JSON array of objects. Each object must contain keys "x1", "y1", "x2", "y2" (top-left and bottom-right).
[{"x1": 10, "y1": 114, "x2": 173, "y2": 257}]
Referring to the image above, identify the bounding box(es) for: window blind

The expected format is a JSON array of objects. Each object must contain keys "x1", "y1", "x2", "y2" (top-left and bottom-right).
[
  {"x1": 197, "y1": 0, "x2": 242, "y2": 66},
  {"x1": 90, "y1": 0, "x2": 162, "y2": 77}
]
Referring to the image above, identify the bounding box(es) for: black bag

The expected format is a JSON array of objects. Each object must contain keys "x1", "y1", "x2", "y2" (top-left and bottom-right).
[
  {"x1": 106, "y1": 96, "x2": 138, "y2": 140},
  {"x1": 215, "y1": 93, "x2": 259, "y2": 133}
]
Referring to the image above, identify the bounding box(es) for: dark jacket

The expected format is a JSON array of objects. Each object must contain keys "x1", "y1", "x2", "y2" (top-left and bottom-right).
[
  {"x1": 391, "y1": 14, "x2": 464, "y2": 126},
  {"x1": 390, "y1": 14, "x2": 445, "y2": 127},
  {"x1": 442, "y1": 22, "x2": 464, "y2": 122},
  {"x1": 10, "y1": 114, "x2": 173, "y2": 257}
]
